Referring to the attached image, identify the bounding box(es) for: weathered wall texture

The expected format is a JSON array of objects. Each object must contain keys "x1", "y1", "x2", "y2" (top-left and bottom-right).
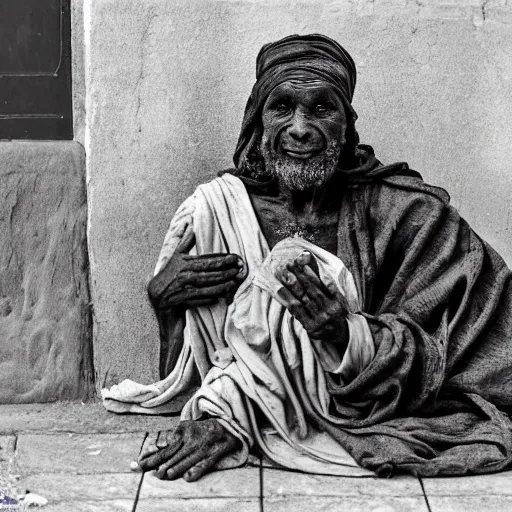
[
  {"x1": 0, "y1": 142, "x2": 93, "y2": 403},
  {"x1": 85, "y1": 0, "x2": 512, "y2": 390}
]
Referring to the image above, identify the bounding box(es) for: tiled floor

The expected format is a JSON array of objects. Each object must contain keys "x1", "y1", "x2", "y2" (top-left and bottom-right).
[{"x1": 1, "y1": 402, "x2": 511, "y2": 511}]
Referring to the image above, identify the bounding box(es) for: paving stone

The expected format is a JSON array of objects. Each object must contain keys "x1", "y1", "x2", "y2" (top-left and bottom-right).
[
  {"x1": 423, "y1": 472, "x2": 512, "y2": 512},
  {"x1": 263, "y1": 468, "x2": 423, "y2": 497},
  {"x1": 139, "y1": 466, "x2": 260, "y2": 499},
  {"x1": 265, "y1": 496, "x2": 429, "y2": 512},
  {"x1": 24, "y1": 499, "x2": 135, "y2": 512},
  {"x1": 0, "y1": 402, "x2": 182, "y2": 434},
  {"x1": 135, "y1": 498, "x2": 261, "y2": 511},
  {"x1": 422, "y1": 471, "x2": 512, "y2": 496},
  {"x1": 17, "y1": 473, "x2": 141, "y2": 501},
  {"x1": 428, "y1": 496, "x2": 512, "y2": 512},
  {"x1": 16, "y1": 433, "x2": 146, "y2": 475}
]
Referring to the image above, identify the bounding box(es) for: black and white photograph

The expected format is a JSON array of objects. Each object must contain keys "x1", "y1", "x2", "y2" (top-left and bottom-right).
[{"x1": 1, "y1": 1, "x2": 512, "y2": 511}]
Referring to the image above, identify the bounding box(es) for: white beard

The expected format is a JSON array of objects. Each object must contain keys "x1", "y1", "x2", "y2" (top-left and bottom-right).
[{"x1": 260, "y1": 137, "x2": 342, "y2": 191}]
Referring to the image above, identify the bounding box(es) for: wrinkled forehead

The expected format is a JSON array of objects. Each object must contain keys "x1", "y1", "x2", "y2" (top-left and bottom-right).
[{"x1": 263, "y1": 77, "x2": 345, "y2": 108}]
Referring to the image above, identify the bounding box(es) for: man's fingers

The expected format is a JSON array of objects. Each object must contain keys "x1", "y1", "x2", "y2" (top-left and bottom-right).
[
  {"x1": 184, "y1": 254, "x2": 244, "y2": 272},
  {"x1": 301, "y1": 264, "x2": 329, "y2": 293},
  {"x1": 300, "y1": 267, "x2": 330, "y2": 310},
  {"x1": 154, "y1": 443, "x2": 195, "y2": 479},
  {"x1": 138, "y1": 434, "x2": 159, "y2": 461},
  {"x1": 324, "y1": 281, "x2": 350, "y2": 314},
  {"x1": 183, "y1": 267, "x2": 242, "y2": 285},
  {"x1": 292, "y1": 250, "x2": 320, "y2": 276},
  {"x1": 160, "y1": 448, "x2": 210, "y2": 480},
  {"x1": 325, "y1": 280, "x2": 339, "y2": 297},
  {"x1": 176, "y1": 225, "x2": 196, "y2": 254},
  {"x1": 286, "y1": 263, "x2": 322, "y2": 312},
  {"x1": 159, "y1": 279, "x2": 240, "y2": 309},
  {"x1": 155, "y1": 432, "x2": 168, "y2": 449},
  {"x1": 186, "y1": 297, "x2": 217, "y2": 307},
  {"x1": 139, "y1": 426, "x2": 184, "y2": 469},
  {"x1": 289, "y1": 261, "x2": 323, "y2": 292},
  {"x1": 277, "y1": 268, "x2": 307, "y2": 300},
  {"x1": 289, "y1": 263, "x2": 331, "y2": 310},
  {"x1": 295, "y1": 250, "x2": 312, "y2": 266},
  {"x1": 138, "y1": 436, "x2": 184, "y2": 470},
  {"x1": 187, "y1": 281, "x2": 240, "y2": 299},
  {"x1": 183, "y1": 445, "x2": 232, "y2": 482},
  {"x1": 287, "y1": 299, "x2": 312, "y2": 325}
]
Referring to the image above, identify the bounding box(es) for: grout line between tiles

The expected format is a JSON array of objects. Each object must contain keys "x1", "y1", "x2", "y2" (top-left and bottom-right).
[
  {"x1": 131, "y1": 432, "x2": 149, "y2": 512},
  {"x1": 419, "y1": 477, "x2": 433, "y2": 512},
  {"x1": 131, "y1": 471, "x2": 145, "y2": 512},
  {"x1": 259, "y1": 452, "x2": 264, "y2": 512}
]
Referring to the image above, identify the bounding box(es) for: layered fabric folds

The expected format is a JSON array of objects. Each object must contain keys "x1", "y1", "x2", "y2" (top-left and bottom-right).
[
  {"x1": 103, "y1": 167, "x2": 512, "y2": 477},
  {"x1": 101, "y1": 33, "x2": 512, "y2": 477},
  {"x1": 103, "y1": 174, "x2": 376, "y2": 475}
]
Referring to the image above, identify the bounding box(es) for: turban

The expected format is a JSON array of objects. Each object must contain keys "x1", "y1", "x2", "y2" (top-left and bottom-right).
[{"x1": 233, "y1": 34, "x2": 358, "y2": 169}]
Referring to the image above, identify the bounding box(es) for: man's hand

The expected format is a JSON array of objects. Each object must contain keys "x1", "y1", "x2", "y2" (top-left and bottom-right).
[
  {"x1": 138, "y1": 419, "x2": 240, "y2": 482},
  {"x1": 276, "y1": 251, "x2": 349, "y2": 343},
  {"x1": 148, "y1": 226, "x2": 245, "y2": 311}
]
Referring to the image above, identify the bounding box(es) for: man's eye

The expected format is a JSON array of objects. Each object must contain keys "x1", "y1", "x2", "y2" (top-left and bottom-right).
[
  {"x1": 274, "y1": 102, "x2": 291, "y2": 113},
  {"x1": 315, "y1": 104, "x2": 333, "y2": 115}
]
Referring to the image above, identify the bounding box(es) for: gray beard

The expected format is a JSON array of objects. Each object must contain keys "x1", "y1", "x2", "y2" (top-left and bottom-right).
[{"x1": 260, "y1": 137, "x2": 342, "y2": 191}]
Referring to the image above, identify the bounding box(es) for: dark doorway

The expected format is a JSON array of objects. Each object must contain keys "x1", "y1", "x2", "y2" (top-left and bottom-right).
[{"x1": 0, "y1": 0, "x2": 73, "y2": 140}]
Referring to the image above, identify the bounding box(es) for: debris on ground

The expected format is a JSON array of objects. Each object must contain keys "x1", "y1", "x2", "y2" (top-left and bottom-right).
[{"x1": 18, "y1": 492, "x2": 48, "y2": 507}]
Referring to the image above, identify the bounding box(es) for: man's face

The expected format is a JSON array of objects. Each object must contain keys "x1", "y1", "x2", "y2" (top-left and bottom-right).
[{"x1": 259, "y1": 79, "x2": 347, "y2": 190}]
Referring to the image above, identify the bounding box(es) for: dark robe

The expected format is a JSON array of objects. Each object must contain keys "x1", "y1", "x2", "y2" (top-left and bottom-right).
[{"x1": 313, "y1": 172, "x2": 512, "y2": 477}]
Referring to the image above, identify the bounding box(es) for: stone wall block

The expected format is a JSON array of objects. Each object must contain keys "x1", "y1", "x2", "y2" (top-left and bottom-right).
[{"x1": 0, "y1": 141, "x2": 93, "y2": 403}]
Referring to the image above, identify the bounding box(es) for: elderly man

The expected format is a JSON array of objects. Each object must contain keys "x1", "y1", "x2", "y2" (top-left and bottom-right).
[{"x1": 103, "y1": 34, "x2": 512, "y2": 482}]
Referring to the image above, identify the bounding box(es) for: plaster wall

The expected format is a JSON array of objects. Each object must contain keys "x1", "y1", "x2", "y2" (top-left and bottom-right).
[{"x1": 85, "y1": 0, "x2": 512, "y2": 390}]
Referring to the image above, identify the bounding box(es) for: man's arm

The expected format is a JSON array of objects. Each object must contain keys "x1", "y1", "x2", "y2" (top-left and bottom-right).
[
  {"x1": 142, "y1": 221, "x2": 246, "y2": 480},
  {"x1": 148, "y1": 225, "x2": 244, "y2": 377}
]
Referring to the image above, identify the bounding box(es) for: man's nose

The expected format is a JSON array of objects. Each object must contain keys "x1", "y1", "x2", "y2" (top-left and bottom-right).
[{"x1": 288, "y1": 112, "x2": 312, "y2": 142}]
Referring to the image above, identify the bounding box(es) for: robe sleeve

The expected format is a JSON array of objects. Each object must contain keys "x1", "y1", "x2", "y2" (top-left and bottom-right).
[
  {"x1": 329, "y1": 183, "x2": 512, "y2": 425},
  {"x1": 154, "y1": 194, "x2": 196, "y2": 275},
  {"x1": 336, "y1": 313, "x2": 375, "y2": 381}
]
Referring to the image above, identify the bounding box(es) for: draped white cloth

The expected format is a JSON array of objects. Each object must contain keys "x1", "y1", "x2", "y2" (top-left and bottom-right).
[{"x1": 102, "y1": 174, "x2": 376, "y2": 474}]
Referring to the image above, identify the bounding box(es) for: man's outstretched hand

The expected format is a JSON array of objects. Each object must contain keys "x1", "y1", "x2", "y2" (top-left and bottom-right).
[
  {"x1": 148, "y1": 226, "x2": 245, "y2": 311},
  {"x1": 276, "y1": 250, "x2": 349, "y2": 344},
  {"x1": 138, "y1": 419, "x2": 240, "y2": 482}
]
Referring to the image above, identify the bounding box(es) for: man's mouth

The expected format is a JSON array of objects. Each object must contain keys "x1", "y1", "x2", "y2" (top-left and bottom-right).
[{"x1": 281, "y1": 148, "x2": 320, "y2": 160}]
